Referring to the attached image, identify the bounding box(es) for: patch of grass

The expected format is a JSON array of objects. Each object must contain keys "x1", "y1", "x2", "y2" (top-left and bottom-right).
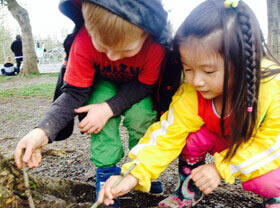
[
  {"x1": 6, "y1": 113, "x2": 20, "y2": 120},
  {"x1": 5, "y1": 112, "x2": 31, "y2": 121},
  {"x1": 0, "y1": 76, "x2": 17, "y2": 82},
  {"x1": 0, "y1": 82, "x2": 56, "y2": 98},
  {"x1": 29, "y1": 180, "x2": 37, "y2": 189},
  {"x1": 39, "y1": 73, "x2": 59, "y2": 77},
  {"x1": 0, "y1": 73, "x2": 59, "y2": 83},
  {"x1": 24, "y1": 72, "x2": 59, "y2": 78}
]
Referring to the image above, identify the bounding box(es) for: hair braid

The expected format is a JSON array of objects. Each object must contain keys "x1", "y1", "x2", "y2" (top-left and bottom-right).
[
  {"x1": 237, "y1": 8, "x2": 257, "y2": 112},
  {"x1": 225, "y1": 3, "x2": 260, "y2": 160}
]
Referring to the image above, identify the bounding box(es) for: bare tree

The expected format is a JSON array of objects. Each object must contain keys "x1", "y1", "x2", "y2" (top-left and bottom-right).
[
  {"x1": 1, "y1": 0, "x2": 38, "y2": 74},
  {"x1": 267, "y1": 0, "x2": 280, "y2": 60},
  {"x1": 0, "y1": 26, "x2": 13, "y2": 63},
  {"x1": 0, "y1": 8, "x2": 13, "y2": 63}
]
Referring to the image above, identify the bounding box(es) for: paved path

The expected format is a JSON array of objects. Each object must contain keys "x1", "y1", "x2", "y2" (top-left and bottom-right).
[
  {"x1": 38, "y1": 63, "x2": 61, "y2": 73},
  {"x1": 1, "y1": 63, "x2": 61, "y2": 74}
]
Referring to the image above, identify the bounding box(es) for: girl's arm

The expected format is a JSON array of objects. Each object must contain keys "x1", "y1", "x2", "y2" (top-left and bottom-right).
[
  {"x1": 97, "y1": 84, "x2": 203, "y2": 204},
  {"x1": 122, "y1": 84, "x2": 204, "y2": 192},
  {"x1": 214, "y1": 79, "x2": 280, "y2": 184}
]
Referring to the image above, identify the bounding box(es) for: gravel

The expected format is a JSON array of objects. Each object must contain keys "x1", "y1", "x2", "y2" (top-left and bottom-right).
[{"x1": 0, "y1": 74, "x2": 264, "y2": 207}]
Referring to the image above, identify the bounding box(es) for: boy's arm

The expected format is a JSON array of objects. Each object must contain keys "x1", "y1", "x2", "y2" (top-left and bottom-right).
[
  {"x1": 106, "y1": 40, "x2": 166, "y2": 116},
  {"x1": 37, "y1": 82, "x2": 92, "y2": 142},
  {"x1": 106, "y1": 80, "x2": 156, "y2": 116}
]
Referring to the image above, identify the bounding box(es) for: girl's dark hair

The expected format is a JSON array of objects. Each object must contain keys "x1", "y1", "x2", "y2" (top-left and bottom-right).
[{"x1": 174, "y1": 0, "x2": 280, "y2": 160}]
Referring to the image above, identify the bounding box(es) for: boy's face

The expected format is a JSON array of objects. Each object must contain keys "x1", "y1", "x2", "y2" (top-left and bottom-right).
[{"x1": 91, "y1": 34, "x2": 148, "y2": 61}]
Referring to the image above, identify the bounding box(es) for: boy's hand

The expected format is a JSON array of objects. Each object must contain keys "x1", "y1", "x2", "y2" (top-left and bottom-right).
[
  {"x1": 97, "y1": 174, "x2": 138, "y2": 206},
  {"x1": 75, "y1": 102, "x2": 113, "y2": 134},
  {"x1": 191, "y1": 164, "x2": 221, "y2": 195},
  {"x1": 14, "y1": 128, "x2": 49, "y2": 169}
]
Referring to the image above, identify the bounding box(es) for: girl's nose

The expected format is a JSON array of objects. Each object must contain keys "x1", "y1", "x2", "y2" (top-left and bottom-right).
[{"x1": 192, "y1": 73, "x2": 205, "y2": 87}]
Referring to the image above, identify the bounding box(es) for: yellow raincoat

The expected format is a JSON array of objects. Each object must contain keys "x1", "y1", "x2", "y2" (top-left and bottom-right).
[{"x1": 122, "y1": 59, "x2": 280, "y2": 192}]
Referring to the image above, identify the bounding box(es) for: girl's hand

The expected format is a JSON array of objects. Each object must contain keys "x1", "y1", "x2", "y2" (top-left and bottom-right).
[
  {"x1": 75, "y1": 102, "x2": 113, "y2": 134},
  {"x1": 97, "y1": 174, "x2": 138, "y2": 206},
  {"x1": 191, "y1": 164, "x2": 221, "y2": 195}
]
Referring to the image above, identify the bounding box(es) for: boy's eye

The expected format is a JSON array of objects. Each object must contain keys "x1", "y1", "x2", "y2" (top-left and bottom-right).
[
  {"x1": 123, "y1": 50, "x2": 133, "y2": 53},
  {"x1": 184, "y1": 68, "x2": 192, "y2": 72}
]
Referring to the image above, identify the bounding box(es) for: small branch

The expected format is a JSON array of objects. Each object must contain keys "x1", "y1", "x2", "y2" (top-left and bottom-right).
[{"x1": 22, "y1": 163, "x2": 35, "y2": 208}]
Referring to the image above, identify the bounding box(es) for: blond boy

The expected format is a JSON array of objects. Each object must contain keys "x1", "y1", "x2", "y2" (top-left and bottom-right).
[{"x1": 15, "y1": 0, "x2": 170, "y2": 206}]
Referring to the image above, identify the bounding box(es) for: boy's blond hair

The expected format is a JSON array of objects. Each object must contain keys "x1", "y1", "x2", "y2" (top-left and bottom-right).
[{"x1": 82, "y1": 2, "x2": 147, "y2": 48}]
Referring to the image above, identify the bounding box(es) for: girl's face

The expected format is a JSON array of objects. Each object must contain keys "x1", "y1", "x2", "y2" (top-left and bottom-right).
[{"x1": 179, "y1": 39, "x2": 234, "y2": 103}]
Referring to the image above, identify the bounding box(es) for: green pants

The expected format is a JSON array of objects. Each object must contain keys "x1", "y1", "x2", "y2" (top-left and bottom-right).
[{"x1": 88, "y1": 78, "x2": 157, "y2": 168}]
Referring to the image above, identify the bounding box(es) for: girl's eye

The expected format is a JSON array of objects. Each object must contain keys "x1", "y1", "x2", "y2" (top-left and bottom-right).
[
  {"x1": 184, "y1": 68, "x2": 192, "y2": 72},
  {"x1": 205, "y1": 70, "x2": 215, "y2": 74}
]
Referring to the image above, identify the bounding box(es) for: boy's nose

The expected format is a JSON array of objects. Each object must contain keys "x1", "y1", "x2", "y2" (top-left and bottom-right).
[{"x1": 106, "y1": 51, "x2": 121, "y2": 61}]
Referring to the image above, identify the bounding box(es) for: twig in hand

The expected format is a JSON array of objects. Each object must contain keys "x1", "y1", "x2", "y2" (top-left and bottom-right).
[
  {"x1": 91, "y1": 163, "x2": 137, "y2": 208},
  {"x1": 22, "y1": 163, "x2": 35, "y2": 208}
]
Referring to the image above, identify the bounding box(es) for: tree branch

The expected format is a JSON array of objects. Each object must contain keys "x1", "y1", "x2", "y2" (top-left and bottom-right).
[{"x1": 22, "y1": 163, "x2": 36, "y2": 208}]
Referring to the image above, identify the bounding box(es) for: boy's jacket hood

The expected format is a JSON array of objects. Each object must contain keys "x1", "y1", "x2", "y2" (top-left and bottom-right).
[{"x1": 59, "y1": 0, "x2": 172, "y2": 47}]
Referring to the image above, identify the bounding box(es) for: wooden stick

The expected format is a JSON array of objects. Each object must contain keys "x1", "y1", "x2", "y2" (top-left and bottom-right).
[
  {"x1": 91, "y1": 163, "x2": 137, "y2": 208},
  {"x1": 22, "y1": 163, "x2": 36, "y2": 208}
]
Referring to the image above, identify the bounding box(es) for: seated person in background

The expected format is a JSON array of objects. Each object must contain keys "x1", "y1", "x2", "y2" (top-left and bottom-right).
[{"x1": 1, "y1": 56, "x2": 19, "y2": 76}]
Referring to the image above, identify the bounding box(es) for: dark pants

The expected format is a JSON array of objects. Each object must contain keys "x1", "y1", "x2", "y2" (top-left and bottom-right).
[
  {"x1": 16, "y1": 58, "x2": 23, "y2": 73},
  {"x1": 1, "y1": 68, "x2": 16, "y2": 76}
]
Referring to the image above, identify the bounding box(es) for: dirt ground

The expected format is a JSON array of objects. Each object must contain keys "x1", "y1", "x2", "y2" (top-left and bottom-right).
[{"x1": 0, "y1": 75, "x2": 265, "y2": 208}]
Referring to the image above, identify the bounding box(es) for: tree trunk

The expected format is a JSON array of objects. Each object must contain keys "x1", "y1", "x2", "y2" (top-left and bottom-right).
[
  {"x1": 6, "y1": 0, "x2": 39, "y2": 75},
  {"x1": 267, "y1": 0, "x2": 280, "y2": 60}
]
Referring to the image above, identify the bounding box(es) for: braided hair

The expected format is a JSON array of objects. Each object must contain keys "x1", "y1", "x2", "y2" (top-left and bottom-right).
[
  {"x1": 228, "y1": 2, "x2": 262, "y2": 159},
  {"x1": 174, "y1": 0, "x2": 266, "y2": 160}
]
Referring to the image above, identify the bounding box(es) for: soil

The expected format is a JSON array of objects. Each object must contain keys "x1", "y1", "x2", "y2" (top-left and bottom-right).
[{"x1": 0, "y1": 75, "x2": 265, "y2": 208}]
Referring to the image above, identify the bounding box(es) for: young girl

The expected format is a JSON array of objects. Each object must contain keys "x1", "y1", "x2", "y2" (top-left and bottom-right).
[{"x1": 98, "y1": 0, "x2": 280, "y2": 207}]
